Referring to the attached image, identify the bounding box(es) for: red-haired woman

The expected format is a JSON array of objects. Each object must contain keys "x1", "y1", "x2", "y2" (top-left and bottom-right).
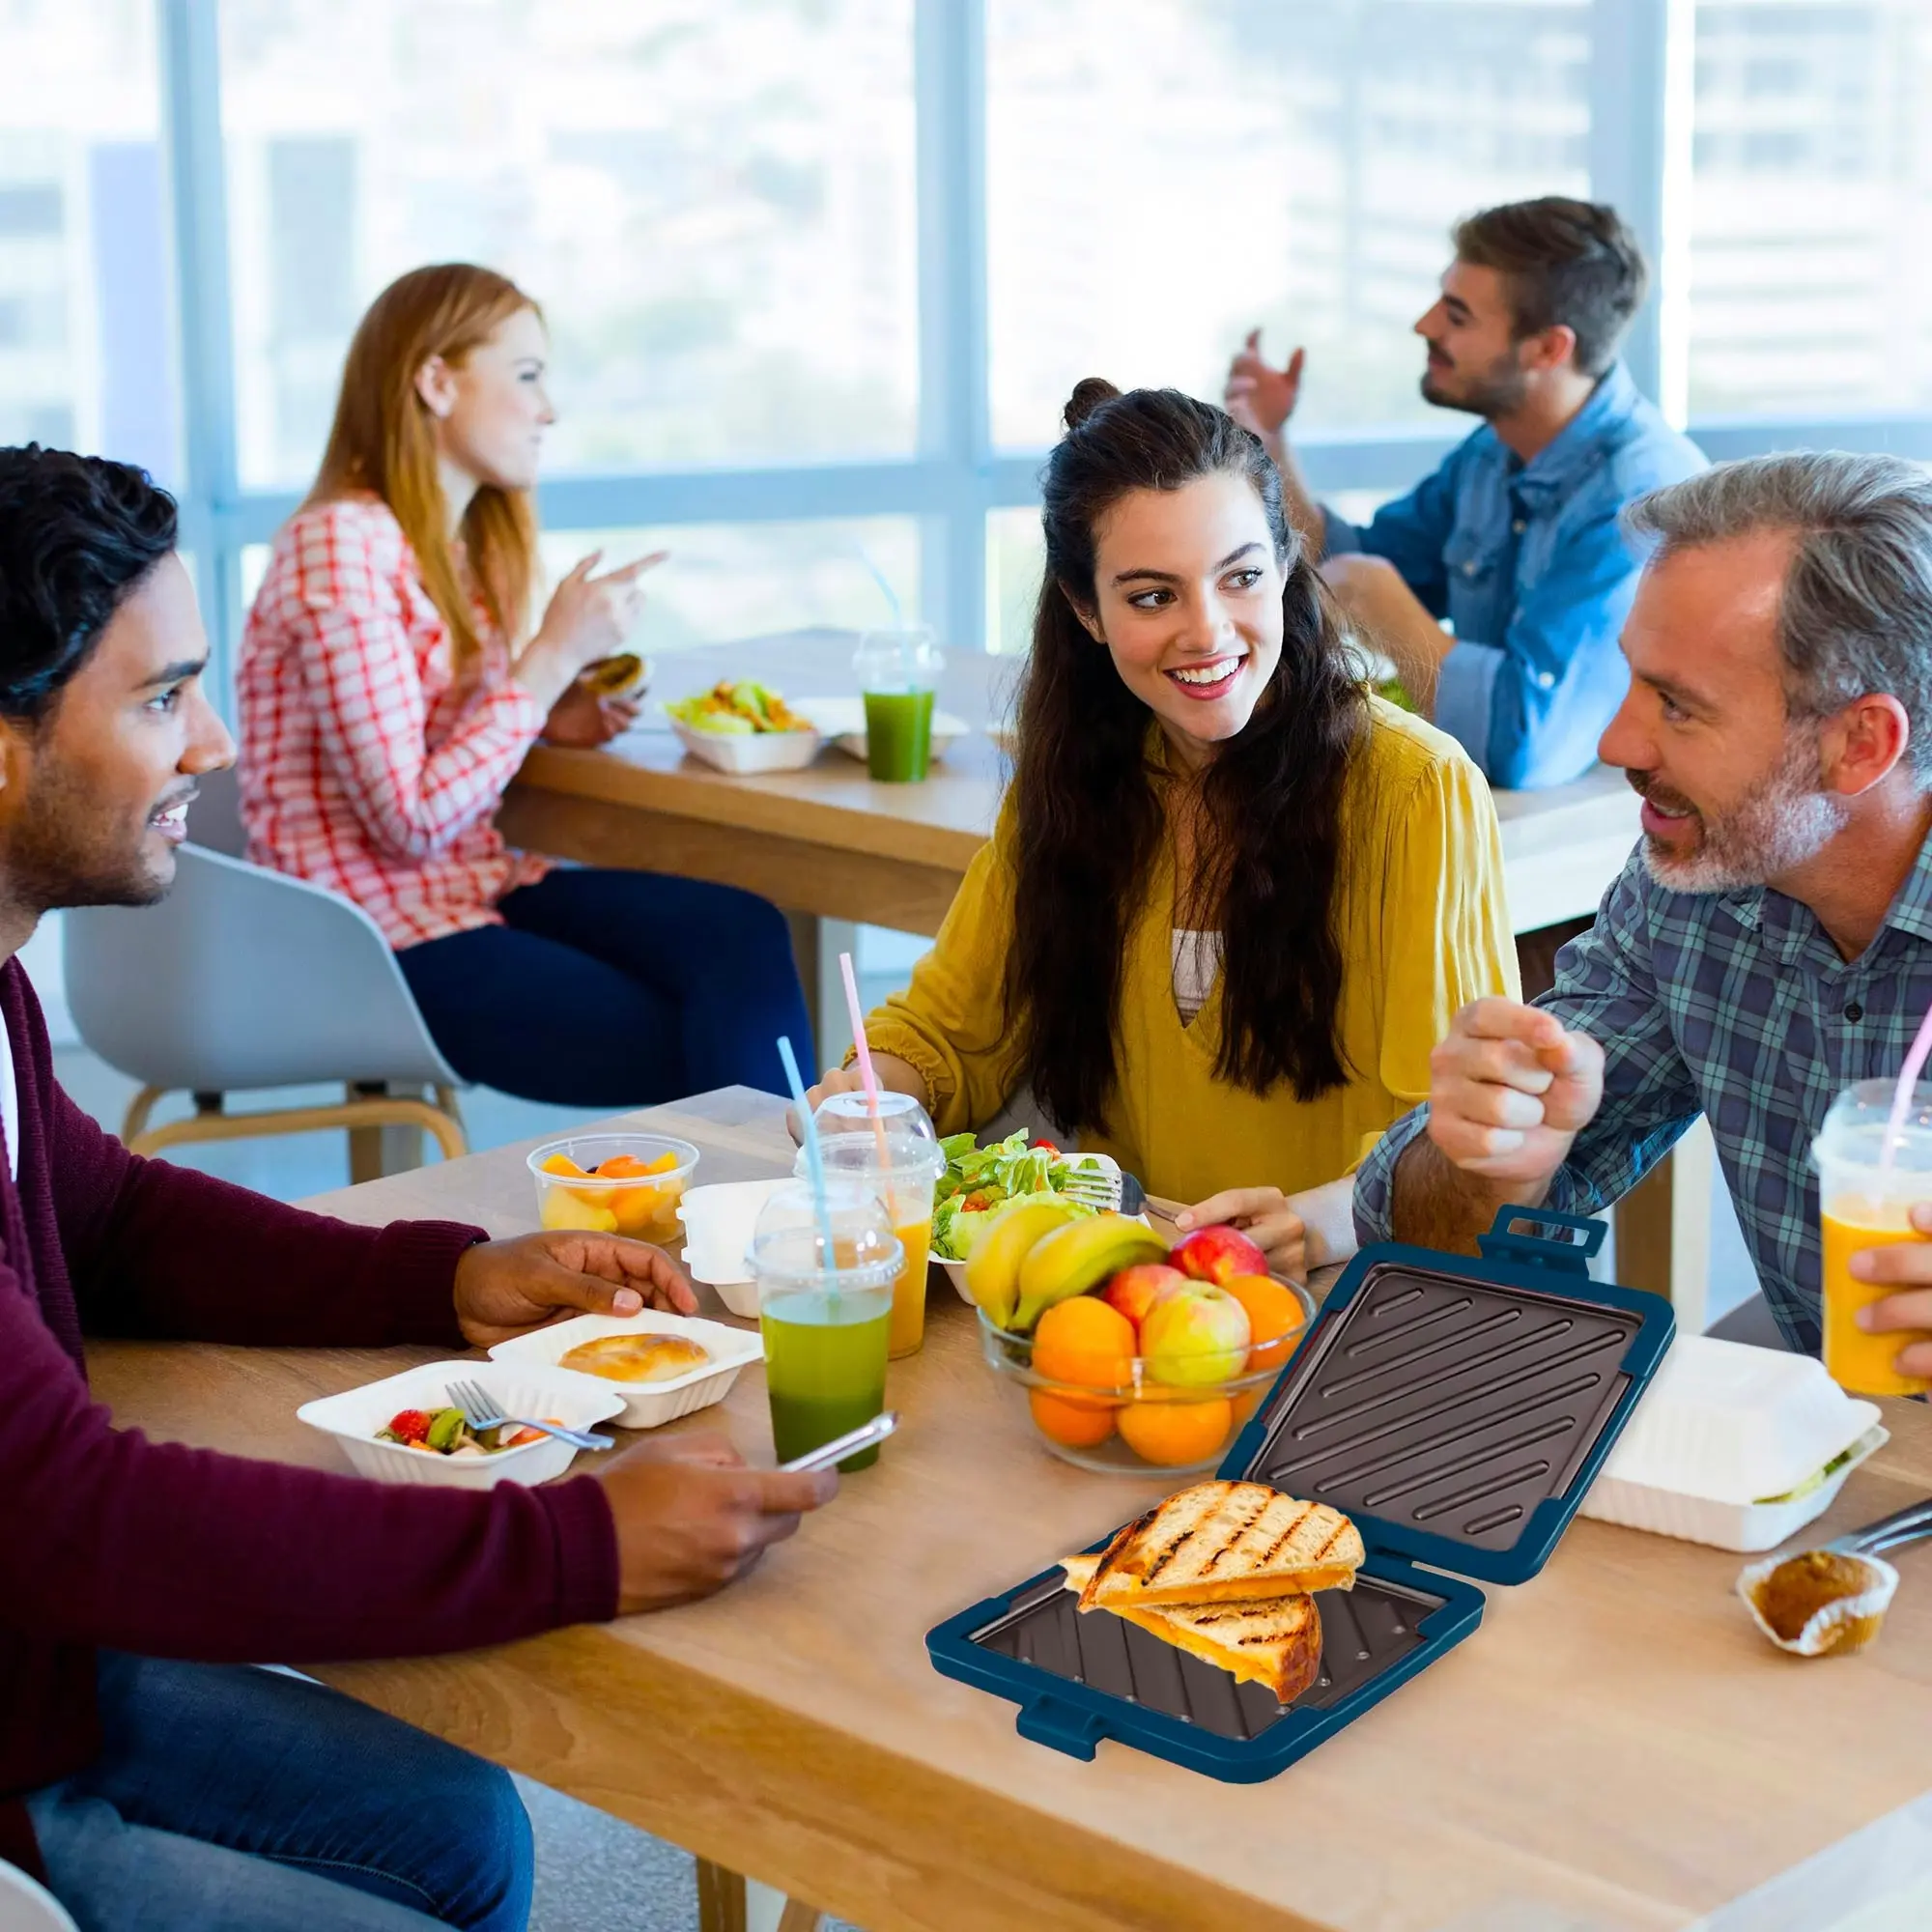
[{"x1": 239, "y1": 264, "x2": 809, "y2": 1104}]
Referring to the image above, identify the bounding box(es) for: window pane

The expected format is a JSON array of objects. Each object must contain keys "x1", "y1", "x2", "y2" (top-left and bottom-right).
[
  {"x1": 987, "y1": 0, "x2": 1591, "y2": 450},
  {"x1": 1689, "y1": 1, "x2": 1932, "y2": 419},
  {"x1": 0, "y1": 1, "x2": 172, "y2": 475},
  {"x1": 220, "y1": 0, "x2": 919, "y2": 488},
  {"x1": 535, "y1": 516, "x2": 920, "y2": 654}
]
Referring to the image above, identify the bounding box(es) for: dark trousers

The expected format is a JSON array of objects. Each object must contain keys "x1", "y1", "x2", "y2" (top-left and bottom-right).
[{"x1": 398, "y1": 867, "x2": 810, "y2": 1107}]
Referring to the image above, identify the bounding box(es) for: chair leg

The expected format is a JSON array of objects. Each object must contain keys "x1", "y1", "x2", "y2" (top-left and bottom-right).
[
  {"x1": 128, "y1": 1094, "x2": 468, "y2": 1163},
  {"x1": 695, "y1": 1860, "x2": 747, "y2": 1932},
  {"x1": 348, "y1": 1082, "x2": 385, "y2": 1184},
  {"x1": 120, "y1": 1086, "x2": 169, "y2": 1149},
  {"x1": 775, "y1": 1899, "x2": 823, "y2": 1932}
]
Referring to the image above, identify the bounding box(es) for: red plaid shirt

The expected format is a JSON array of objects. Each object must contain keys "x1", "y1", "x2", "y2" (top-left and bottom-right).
[{"x1": 238, "y1": 496, "x2": 552, "y2": 950}]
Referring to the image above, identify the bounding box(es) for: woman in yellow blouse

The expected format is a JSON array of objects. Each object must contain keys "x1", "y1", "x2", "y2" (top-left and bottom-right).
[{"x1": 809, "y1": 379, "x2": 1517, "y2": 1277}]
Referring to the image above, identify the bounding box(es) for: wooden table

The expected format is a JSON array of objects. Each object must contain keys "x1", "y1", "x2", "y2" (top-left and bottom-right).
[
  {"x1": 499, "y1": 633, "x2": 1642, "y2": 944},
  {"x1": 93, "y1": 1089, "x2": 1932, "y2": 1932}
]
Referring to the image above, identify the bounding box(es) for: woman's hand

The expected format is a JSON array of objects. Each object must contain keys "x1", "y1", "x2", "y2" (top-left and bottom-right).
[
  {"x1": 518, "y1": 549, "x2": 666, "y2": 707},
  {"x1": 792, "y1": 1053, "x2": 930, "y2": 1143},
  {"x1": 1173, "y1": 1186, "x2": 1307, "y2": 1284},
  {"x1": 541, "y1": 679, "x2": 641, "y2": 749}
]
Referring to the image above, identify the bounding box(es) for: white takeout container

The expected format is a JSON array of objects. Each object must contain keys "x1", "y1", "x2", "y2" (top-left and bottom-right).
[
  {"x1": 676, "y1": 1177, "x2": 791, "y2": 1317},
  {"x1": 297, "y1": 1360, "x2": 623, "y2": 1490},
  {"x1": 937, "y1": 1156, "x2": 1125, "y2": 1304},
  {"x1": 792, "y1": 696, "x2": 971, "y2": 765},
  {"x1": 1578, "y1": 1334, "x2": 1887, "y2": 1550},
  {"x1": 489, "y1": 1310, "x2": 762, "y2": 1428},
  {"x1": 668, "y1": 716, "x2": 821, "y2": 773}
]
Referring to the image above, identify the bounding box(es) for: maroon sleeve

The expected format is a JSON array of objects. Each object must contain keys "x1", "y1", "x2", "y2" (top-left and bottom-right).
[
  {"x1": 44, "y1": 1077, "x2": 475, "y2": 1350},
  {"x1": 1, "y1": 1281, "x2": 619, "y2": 1659}
]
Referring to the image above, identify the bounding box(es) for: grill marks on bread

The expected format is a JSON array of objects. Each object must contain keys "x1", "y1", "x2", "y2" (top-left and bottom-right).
[{"x1": 1079, "y1": 1482, "x2": 1364, "y2": 1610}]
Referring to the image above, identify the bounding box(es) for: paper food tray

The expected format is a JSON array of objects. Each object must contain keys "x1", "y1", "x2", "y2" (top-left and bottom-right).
[
  {"x1": 928, "y1": 1208, "x2": 1674, "y2": 1781},
  {"x1": 489, "y1": 1311, "x2": 762, "y2": 1428}
]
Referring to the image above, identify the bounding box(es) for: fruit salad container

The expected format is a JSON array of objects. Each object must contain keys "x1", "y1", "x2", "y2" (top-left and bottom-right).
[
  {"x1": 980, "y1": 1279, "x2": 1314, "y2": 1474},
  {"x1": 527, "y1": 1133, "x2": 699, "y2": 1240}
]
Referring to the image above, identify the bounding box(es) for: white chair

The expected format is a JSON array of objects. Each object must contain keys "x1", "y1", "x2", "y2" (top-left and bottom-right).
[
  {"x1": 0, "y1": 1861, "x2": 78, "y2": 1932},
  {"x1": 63, "y1": 768, "x2": 466, "y2": 1175}
]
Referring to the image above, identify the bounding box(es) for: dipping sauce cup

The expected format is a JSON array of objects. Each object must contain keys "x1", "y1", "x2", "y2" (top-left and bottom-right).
[{"x1": 1813, "y1": 1079, "x2": 1932, "y2": 1396}]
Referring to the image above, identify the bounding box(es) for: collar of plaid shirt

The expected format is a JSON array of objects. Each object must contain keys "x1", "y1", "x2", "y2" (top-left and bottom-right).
[{"x1": 1354, "y1": 828, "x2": 1932, "y2": 1354}]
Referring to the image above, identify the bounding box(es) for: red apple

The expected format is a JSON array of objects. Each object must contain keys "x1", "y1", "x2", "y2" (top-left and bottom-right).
[
  {"x1": 1169, "y1": 1223, "x2": 1268, "y2": 1286},
  {"x1": 1140, "y1": 1284, "x2": 1253, "y2": 1387},
  {"x1": 1101, "y1": 1263, "x2": 1188, "y2": 1337}
]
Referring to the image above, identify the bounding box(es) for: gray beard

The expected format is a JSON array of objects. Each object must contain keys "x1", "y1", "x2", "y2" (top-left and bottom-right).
[{"x1": 1640, "y1": 729, "x2": 1848, "y2": 894}]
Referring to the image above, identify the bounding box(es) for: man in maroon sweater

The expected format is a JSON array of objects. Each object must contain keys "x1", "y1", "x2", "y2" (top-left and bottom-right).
[{"x1": 0, "y1": 445, "x2": 835, "y2": 1930}]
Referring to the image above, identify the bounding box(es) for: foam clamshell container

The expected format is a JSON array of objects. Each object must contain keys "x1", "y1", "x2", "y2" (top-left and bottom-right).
[{"x1": 927, "y1": 1208, "x2": 1674, "y2": 1782}]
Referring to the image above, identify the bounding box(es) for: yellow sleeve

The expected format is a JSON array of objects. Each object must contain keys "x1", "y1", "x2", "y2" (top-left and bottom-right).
[
  {"x1": 1358, "y1": 749, "x2": 1520, "y2": 1164},
  {"x1": 859, "y1": 815, "x2": 1027, "y2": 1137}
]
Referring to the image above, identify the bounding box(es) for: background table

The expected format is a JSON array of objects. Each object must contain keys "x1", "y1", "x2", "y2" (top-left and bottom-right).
[{"x1": 92, "y1": 1088, "x2": 1932, "y2": 1932}]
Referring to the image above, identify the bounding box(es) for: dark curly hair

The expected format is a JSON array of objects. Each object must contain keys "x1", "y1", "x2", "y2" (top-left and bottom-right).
[
  {"x1": 1005, "y1": 380, "x2": 1368, "y2": 1138},
  {"x1": 0, "y1": 444, "x2": 179, "y2": 722}
]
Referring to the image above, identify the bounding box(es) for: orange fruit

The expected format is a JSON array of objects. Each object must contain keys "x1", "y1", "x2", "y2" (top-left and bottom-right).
[
  {"x1": 1222, "y1": 1274, "x2": 1304, "y2": 1373},
  {"x1": 1118, "y1": 1390, "x2": 1235, "y2": 1466},
  {"x1": 1031, "y1": 1296, "x2": 1135, "y2": 1407},
  {"x1": 1029, "y1": 1388, "x2": 1117, "y2": 1449},
  {"x1": 541, "y1": 1153, "x2": 590, "y2": 1179}
]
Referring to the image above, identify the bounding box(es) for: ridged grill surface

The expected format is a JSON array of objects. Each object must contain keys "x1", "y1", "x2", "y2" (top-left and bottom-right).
[
  {"x1": 971, "y1": 1570, "x2": 1443, "y2": 1741},
  {"x1": 1248, "y1": 1264, "x2": 1636, "y2": 1553}
]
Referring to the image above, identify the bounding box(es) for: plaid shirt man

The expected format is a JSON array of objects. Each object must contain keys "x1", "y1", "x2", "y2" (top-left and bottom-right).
[{"x1": 1354, "y1": 833, "x2": 1932, "y2": 1352}]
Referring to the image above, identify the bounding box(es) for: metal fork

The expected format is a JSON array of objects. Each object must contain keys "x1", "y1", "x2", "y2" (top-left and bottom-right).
[
  {"x1": 446, "y1": 1378, "x2": 613, "y2": 1453},
  {"x1": 1823, "y1": 1494, "x2": 1932, "y2": 1559},
  {"x1": 1057, "y1": 1164, "x2": 1145, "y2": 1213}
]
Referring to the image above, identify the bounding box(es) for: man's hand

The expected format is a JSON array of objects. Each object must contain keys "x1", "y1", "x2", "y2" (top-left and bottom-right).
[
  {"x1": 591, "y1": 1432, "x2": 838, "y2": 1613},
  {"x1": 1174, "y1": 1187, "x2": 1307, "y2": 1284},
  {"x1": 542, "y1": 680, "x2": 641, "y2": 748},
  {"x1": 1224, "y1": 329, "x2": 1304, "y2": 439},
  {"x1": 1849, "y1": 1204, "x2": 1932, "y2": 1378},
  {"x1": 1426, "y1": 998, "x2": 1605, "y2": 1190},
  {"x1": 1320, "y1": 553, "x2": 1456, "y2": 710},
  {"x1": 452, "y1": 1232, "x2": 699, "y2": 1349}
]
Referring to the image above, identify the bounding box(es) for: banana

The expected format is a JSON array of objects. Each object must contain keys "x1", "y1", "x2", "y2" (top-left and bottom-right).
[
  {"x1": 1013, "y1": 1213, "x2": 1168, "y2": 1333},
  {"x1": 964, "y1": 1198, "x2": 1086, "y2": 1329}
]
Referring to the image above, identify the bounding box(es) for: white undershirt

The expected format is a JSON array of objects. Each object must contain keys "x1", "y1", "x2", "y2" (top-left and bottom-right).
[
  {"x1": 1171, "y1": 928, "x2": 1224, "y2": 1026},
  {"x1": 0, "y1": 1013, "x2": 17, "y2": 1181}
]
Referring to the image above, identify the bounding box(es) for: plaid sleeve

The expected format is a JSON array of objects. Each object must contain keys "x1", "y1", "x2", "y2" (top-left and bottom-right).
[
  {"x1": 1532, "y1": 853, "x2": 1703, "y2": 1214},
  {"x1": 287, "y1": 513, "x2": 546, "y2": 863},
  {"x1": 1354, "y1": 853, "x2": 1702, "y2": 1244}
]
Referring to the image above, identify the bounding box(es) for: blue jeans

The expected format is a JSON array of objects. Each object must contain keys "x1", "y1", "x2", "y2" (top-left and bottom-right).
[
  {"x1": 26, "y1": 1655, "x2": 531, "y2": 1931},
  {"x1": 398, "y1": 867, "x2": 811, "y2": 1107}
]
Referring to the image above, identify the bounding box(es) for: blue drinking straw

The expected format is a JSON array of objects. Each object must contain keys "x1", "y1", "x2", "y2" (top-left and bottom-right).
[
  {"x1": 777, "y1": 1036, "x2": 838, "y2": 1272},
  {"x1": 853, "y1": 543, "x2": 903, "y2": 627}
]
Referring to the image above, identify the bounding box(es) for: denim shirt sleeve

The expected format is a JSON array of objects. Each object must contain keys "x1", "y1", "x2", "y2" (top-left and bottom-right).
[
  {"x1": 1353, "y1": 853, "x2": 1702, "y2": 1244},
  {"x1": 1326, "y1": 448, "x2": 1463, "y2": 619}
]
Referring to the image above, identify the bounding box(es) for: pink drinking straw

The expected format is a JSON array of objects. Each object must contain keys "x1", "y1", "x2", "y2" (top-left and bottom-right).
[
  {"x1": 838, "y1": 951, "x2": 893, "y2": 1167},
  {"x1": 1880, "y1": 997, "x2": 1932, "y2": 1180}
]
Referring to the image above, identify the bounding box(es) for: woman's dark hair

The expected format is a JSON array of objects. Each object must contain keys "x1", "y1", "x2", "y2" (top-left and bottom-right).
[
  {"x1": 0, "y1": 443, "x2": 178, "y2": 722},
  {"x1": 1006, "y1": 380, "x2": 1367, "y2": 1137}
]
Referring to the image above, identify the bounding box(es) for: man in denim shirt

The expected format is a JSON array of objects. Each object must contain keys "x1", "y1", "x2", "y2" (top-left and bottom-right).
[
  {"x1": 1227, "y1": 197, "x2": 1705, "y2": 792},
  {"x1": 1353, "y1": 453, "x2": 1932, "y2": 1369}
]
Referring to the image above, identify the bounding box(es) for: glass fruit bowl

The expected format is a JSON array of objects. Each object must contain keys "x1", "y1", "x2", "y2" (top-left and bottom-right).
[
  {"x1": 527, "y1": 1133, "x2": 700, "y2": 1241},
  {"x1": 978, "y1": 1273, "x2": 1316, "y2": 1474}
]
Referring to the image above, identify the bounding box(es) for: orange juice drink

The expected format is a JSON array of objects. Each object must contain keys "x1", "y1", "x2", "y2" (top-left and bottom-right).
[
  {"x1": 1813, "y1": 1080, "x2": 1932, "y2": 1397},
  {"x1": 807, "y1": 1092, "x2": 946, "y2": 1359}
]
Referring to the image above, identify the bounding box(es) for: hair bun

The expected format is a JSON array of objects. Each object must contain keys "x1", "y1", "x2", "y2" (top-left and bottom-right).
[{"x1": 1062, "y1": 378, "x2": 1122, "y2": 432}]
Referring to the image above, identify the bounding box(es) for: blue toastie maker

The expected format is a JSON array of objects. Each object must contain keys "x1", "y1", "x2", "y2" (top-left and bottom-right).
[{"x1": 927, "y1": 1208, "x2": 1674, "y2": 1782}]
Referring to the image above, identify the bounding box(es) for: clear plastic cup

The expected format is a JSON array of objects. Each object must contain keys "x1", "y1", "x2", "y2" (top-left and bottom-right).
[
  {"x1": 1812, "y1": 1079, "x2": 1932, "y2": 1396},
  {"x1": 800, "y1": 1093, "x2": 944, "y2": 1358},
  {"x1": 750, "y1": 1179, "x2": 903, "y2": 1470},
  {"x1": 854, "y1": 625, "x2": 944, "y2": 781}
]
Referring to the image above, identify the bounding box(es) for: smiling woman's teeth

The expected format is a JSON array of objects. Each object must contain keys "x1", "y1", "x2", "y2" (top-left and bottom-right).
[{"x1": 1170, "y1": 661, "x2": 1239, "y2": 687}]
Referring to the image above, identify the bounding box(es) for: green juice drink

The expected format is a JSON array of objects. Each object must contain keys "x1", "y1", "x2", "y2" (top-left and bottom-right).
[
  {"x1": 854, "y1": 625, "x2": 944, "y2": 784},
  {"x1": 761, "y1": 1287, "x2": 893, "y2": 1468},
  {"x1": 863, "y1": 690, "x2": 936, "y2": 782},
  {"x1": 749, "y1": 1182, "x2": 904, "y2": 1472}
]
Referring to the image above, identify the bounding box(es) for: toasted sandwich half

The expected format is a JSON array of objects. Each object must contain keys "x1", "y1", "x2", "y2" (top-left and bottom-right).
[
  {"x1": 1059, "y1": 1555, "x2": 1321, "y2": 1704},
  {"x1": 1077, "y1": 1481, "x2": 1362, "y2": 1611}
]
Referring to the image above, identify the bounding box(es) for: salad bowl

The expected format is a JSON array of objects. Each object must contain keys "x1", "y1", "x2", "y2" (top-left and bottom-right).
[{"x1": 928, "y1": 1131, "x2": 1120, "y2": 1303}]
